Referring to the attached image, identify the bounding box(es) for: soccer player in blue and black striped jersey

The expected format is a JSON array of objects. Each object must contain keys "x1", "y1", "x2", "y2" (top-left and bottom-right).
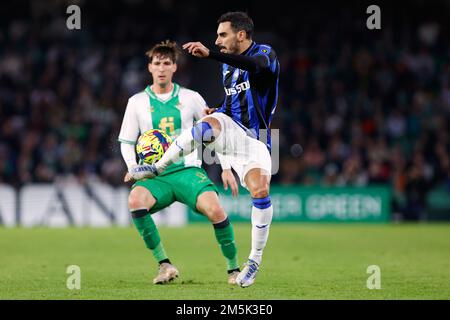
[
  {"x1": 183, "y1": 11, "x2": 280, "y2": 288},
  {"x1": 208, "y1": 15, "x2": 279, "y2": 150},
  {"x1": 188, "y1": 12, "x2": 279, "y2": 150},
  {"x1": 130, "y1": 12, "x2": 280, "y2": 288}
]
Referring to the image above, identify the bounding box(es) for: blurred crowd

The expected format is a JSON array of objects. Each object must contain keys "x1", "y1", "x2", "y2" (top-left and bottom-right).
[{"x1": 0, "y1": 0, "x2": 449, "y2": 219}]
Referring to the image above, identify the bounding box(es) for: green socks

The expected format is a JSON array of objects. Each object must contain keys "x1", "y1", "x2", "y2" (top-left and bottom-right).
[
  {"x1": 213, "y1": 217, "x2": 239, "y2": 271},
  {"x1": 132, "y1": 209, "x2": 238, "y2": 271},
  {"x1": 131, "y1": 209, "x2": 168, "y2": 263}
]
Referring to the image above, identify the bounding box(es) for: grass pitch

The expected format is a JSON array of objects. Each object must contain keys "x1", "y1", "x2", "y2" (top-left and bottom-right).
[{"x1": 0, "y1": 223, "x2": 449, "y2": 300}]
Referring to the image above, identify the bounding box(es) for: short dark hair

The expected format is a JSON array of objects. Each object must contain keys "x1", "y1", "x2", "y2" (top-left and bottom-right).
[
  {"x1": 146, "y1": 40, "x2": 180, "y2": 63},
  {"x1": 217, "y1": 11, "x2": 254, "y2": 39}
]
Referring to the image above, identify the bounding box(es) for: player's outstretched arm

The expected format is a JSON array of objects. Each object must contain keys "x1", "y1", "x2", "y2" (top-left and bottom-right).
[
  {"x1": 208, "y1": 51, "x2": 269, "y2": 73},
  {"x1": 182, "y1": 41, "x2": 269, "y2": 73}
]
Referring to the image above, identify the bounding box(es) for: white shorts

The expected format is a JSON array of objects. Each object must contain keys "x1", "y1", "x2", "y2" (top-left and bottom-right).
[{"x1": 202, "y1": 112, "x2": 272, "y2": 189}]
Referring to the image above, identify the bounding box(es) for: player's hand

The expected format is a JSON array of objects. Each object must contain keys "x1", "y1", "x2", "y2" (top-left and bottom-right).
[
  {"x1": 221, "y1": 169, "x2": 238, "y2": 197},
  {"x1": 182, "y1": 42, "x2": 210, "y2": 58},
  {"x1": 129, "y1": 164, "x2": 158, "y2": 180},
  {"x1": 204, "y1": 107, "x2": 217, "y2": 115},
  {"x1": 124, "y1": 172, "x2": 134, "y2": 183}
]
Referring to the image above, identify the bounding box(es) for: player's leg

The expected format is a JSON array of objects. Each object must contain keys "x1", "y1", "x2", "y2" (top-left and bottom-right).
[
  {"x1": 217, "y1": 131, "x2": 272, "y2": 288},
  {"x1": 244, "y1": 167, "x2": 273, "y2": 265},
  {"x1": 235, "y1": 167, "x2": 273, "y2": 288},
  {"x1": 155, "y1": 116, "x2": 223, "y2": 172},
  {"x1": 195, "y1": 191, "x2": 240, "y2": 284},
  {"x1": 167, "y1": 166, "x2": 240, "y2": 284},
  {"x1": 128, "y1": 183, "x2": 179, "y2": 284}
]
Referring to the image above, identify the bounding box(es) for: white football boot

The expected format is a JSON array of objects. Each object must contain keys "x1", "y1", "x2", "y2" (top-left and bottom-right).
[
  {"x1": 153, "y1": 263, "x2": 179, "y2": 284},
  {"x1": 235, "y1": 259, "x2": 259, "y2": 288}
]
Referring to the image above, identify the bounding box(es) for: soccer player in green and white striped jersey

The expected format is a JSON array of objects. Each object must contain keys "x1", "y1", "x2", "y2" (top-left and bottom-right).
[{"x1": 118, "y1": 40, "x2": 240, "y2": 285}]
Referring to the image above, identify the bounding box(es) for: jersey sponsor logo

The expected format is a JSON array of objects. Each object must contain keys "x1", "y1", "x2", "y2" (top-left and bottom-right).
[
  {"x1": 224, "y1": 80, "x2": 250, "y2": 96},
  {"x1": 195, "y1": 172, "x2": 208, "y2": 183},
  {"x1": 159, "y1": 117, "x2": 176, "y2": 136}
]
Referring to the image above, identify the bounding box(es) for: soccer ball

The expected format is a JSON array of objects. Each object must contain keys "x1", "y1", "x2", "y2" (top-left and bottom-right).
[{"x1": 136, "y1": 129, "x2": 173, "y2": 164}]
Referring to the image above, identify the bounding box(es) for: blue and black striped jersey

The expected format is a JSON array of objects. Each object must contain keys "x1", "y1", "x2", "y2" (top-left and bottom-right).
[{"x1": 214, "y1": 42, "x2": 280, "y2": 151}]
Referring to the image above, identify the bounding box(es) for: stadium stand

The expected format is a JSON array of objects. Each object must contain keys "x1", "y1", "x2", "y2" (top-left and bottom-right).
[{"x1": 0, "y1": 0, "x2": 449, "y2": 220}]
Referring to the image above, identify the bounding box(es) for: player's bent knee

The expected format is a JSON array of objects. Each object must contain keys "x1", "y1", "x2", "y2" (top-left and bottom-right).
[
  {"x1": 245, "y1": 168, "x2": 271, "y2": 198},
  {"x1": 203, "y1": 203, "x2": 227, "y2": 223},
  {"x1": 211, "y1": 204, "x2": 227, "y2": 220},
  {"x1": 128, "y1": 187, "x2": 155, "y2": 210},
  {"x1": 250, "y1": 186, "x2": 270, "y2": 199}
]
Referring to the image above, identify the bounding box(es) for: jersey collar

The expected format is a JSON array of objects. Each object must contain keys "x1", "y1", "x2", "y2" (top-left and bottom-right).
[
  {"x1": 241, "y1": 41, "x2": 256, "y2": 56},
  {"x1": 145, "y1": 83, "x2": 180, "y2": 103}
]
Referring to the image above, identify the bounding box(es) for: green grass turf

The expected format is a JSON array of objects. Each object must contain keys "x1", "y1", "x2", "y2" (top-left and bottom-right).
[{"x1": 0, "y1": 223, "x2": 449, "y2": 300}]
